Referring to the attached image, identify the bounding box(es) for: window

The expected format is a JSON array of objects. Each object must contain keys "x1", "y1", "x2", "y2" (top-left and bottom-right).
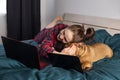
[{"x1": 0, "y1": 0, "x2": 6, "y2": 14}]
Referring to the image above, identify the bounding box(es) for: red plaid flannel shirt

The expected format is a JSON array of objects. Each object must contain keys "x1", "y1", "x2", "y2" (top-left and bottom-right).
[{"x1": 34, "y1": 23, "x2": 68, "y2": 58}]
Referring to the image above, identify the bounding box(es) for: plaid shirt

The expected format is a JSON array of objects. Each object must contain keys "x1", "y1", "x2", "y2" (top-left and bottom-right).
[{"x1": 34, "y1": 23, "x2": 68, "y2": 58}]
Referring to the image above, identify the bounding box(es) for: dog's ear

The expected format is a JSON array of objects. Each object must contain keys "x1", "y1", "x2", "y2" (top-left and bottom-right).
[
  {"x1": 65, "y1": 43, "x2": 71, "y2": 48},
  {"x1": 75, "y1": 42, "x2": 85, "y2": 48},
  {"x1": 65, "y1": 43, "x2": 74, "y2": 48}
]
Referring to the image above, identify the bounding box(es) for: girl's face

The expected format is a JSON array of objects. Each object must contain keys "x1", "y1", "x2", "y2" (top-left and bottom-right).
[{"x1": 57, "y1": 28, "x2": 74, "y2": 43}]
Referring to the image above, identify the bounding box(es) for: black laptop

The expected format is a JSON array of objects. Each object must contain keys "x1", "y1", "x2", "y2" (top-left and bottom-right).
[
  {"x1": 1, "y1": 36, "x2": 41, "y2": 69},
  {"x1": 48, "y1": 53, "x2": 83, "y2": 73},
  {"x1": 1, "y1": 36, "x2": 83, "y2": 73}
]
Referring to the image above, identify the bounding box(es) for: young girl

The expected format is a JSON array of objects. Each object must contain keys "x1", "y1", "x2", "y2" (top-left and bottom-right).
[{"x1": 34, "y1": 16, "x2": 95, "y2": 69}]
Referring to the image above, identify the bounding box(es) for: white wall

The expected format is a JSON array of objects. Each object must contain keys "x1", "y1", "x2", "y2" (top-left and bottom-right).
[
  {"x1": 41, "y1": 0, "x2": 55, "y2": 29},
  {"x1": 0, "y1": 0, "x2": 7, "y2": 44},
  {"x1": 55, "y1": 0, "x2": 120, "y2": 19}
]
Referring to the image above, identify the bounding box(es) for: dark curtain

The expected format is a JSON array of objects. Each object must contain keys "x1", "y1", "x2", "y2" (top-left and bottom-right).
[{"x1": 7, "y1": 0, "x2": 40, "y2": 40}]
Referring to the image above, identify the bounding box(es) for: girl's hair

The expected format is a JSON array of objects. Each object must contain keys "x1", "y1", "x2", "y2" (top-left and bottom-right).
[{"x1": 68, "y1": 24, "x2": 95, "y2": 43}]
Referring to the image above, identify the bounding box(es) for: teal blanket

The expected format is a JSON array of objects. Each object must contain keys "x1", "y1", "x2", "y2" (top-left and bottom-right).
[{"x1": 0, "y1": 29, "x2": 120, "y2": 80}]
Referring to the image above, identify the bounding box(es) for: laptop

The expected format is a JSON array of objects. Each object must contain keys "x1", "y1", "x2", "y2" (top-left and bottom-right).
[
  {"x1": 1, "y1": 36, "x2": 41, "y2": 69},
  {"x1": 48, "y1": 53, "x2": 83, "y2": 73},
  {"x1": 1, "y1": 36, "x2": 83, "y2": 73}
]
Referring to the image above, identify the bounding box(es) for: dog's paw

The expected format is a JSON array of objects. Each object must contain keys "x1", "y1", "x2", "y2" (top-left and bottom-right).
[
  {"x1": 83, "y1": 67, "x2": 91, "y2": 72},
  {"x1": 82, "y1": 63, "x2": 92, "y2": 72}
]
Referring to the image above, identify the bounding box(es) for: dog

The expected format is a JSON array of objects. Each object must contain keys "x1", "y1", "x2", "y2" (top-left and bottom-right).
[{"x1": 61, "y1": 42, "x2": 113, "y2": 71}]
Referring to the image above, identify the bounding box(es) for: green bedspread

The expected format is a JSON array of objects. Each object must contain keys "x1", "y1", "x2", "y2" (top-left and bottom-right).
[{"x1": 0, "y1": 29, "x2": 120, "y2": 80}]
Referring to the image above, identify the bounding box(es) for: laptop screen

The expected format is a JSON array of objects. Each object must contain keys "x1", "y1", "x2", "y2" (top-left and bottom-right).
[
  {"x1": 1, "y1": 36, "x2": 40, "y2": 69},
  {"x1": 48, "y1": 53, "x2": 83, "y2": 73}
]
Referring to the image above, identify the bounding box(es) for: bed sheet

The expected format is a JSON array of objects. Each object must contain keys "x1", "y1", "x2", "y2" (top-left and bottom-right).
[{"x1": 0, "y1": 29, "x2": 120, "y2": 80}]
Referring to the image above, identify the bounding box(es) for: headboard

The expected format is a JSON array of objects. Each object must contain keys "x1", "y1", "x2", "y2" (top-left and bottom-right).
[{"x1": 62, "y1": 13, "x2": 120, "y2": 35}]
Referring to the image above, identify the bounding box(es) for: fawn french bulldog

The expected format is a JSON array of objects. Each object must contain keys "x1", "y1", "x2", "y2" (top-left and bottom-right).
[{"x1": 61, "y1": 42, "x2": 113, "y2": 71}]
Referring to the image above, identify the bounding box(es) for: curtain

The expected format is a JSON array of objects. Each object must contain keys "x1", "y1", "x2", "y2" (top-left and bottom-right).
[{"x1": 7, "y1": 0, "x2": 40, "y2": 40}]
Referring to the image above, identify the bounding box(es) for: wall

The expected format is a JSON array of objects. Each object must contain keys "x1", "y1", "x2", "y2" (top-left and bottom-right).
[
  {"x1": 0, "y1": 0, "x2": 7, "y2": 44},
  {"x1": 55, "y1": 0, "x2": 120, "y2": 20},
  {"x1": 41, "y1": 0, "x2": 55, "y2": 29}
]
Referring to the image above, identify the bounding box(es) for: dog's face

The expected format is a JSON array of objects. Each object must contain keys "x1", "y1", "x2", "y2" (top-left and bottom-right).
[
  {"x1": 73, "y1": 43, "x2": 86, "y2": 56},
  {"x1": 61, "y1": 43, "x2": 78, "y2": 56},
  {"x1": 61, "y1": 43, "x2": 85, "y2": 56}
]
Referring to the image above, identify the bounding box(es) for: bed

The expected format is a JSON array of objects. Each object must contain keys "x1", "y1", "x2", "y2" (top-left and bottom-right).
[{"x1": 0, "y1": 13, "x2": 120, "y2": 80}]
